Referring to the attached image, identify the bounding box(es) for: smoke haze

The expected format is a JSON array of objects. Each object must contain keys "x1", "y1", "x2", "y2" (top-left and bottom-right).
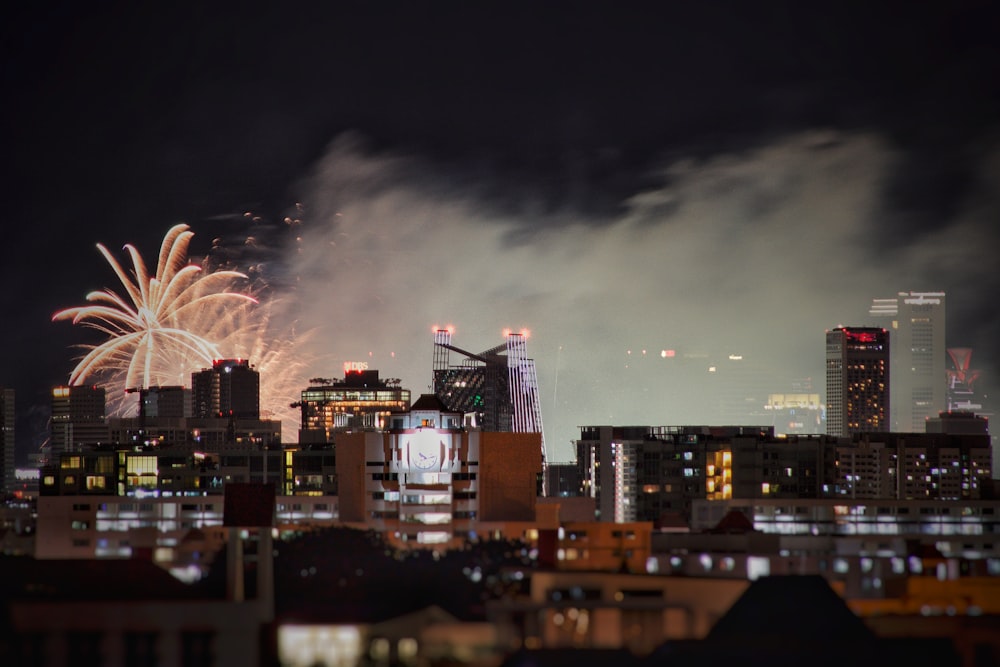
[{"x1": 278, "y1": 131, "x2": 999, "y2": 460}]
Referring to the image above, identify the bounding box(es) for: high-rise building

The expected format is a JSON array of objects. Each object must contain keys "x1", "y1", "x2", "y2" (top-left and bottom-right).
[
  {"x1": 1, "y1": 388, "x2": 14, "y2": 495},
  {"x1": 192, "y1": 359, "x2": 260, "y2": 420},
  {"x1": 431, "y1": 329, "x2": 545, "y2": 457},
  {"x1": 136, "y1": 385, "x2": 189, "y2": 419},
  {"x1": 826, "y1": 327, "x2": 890, "y2": 436},
  {"x1": 869, "y1": 291, "x2": 946, "y2": 432},
  {"x1": 50, "y1": 385, "x2": 108, "y2": 457},
  {"x1": 295, "y1": 365, "x2": 411, "y2": 444}
]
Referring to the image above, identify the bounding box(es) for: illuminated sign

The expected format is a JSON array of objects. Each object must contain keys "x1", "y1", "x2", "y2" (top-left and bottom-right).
[{"x1": 343, "y1": 361, "x2": 369, "y2": 373}]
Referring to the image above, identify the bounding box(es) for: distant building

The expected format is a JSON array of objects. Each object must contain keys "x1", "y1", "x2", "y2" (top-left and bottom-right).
[
  {"x1": 764, "y1": 391, "x2": 824, "y2": 435},
  {"x1": 946, "y1": 347, "x2": 986, "y2": 412},
  {"x1": 295, "y1": 365, "x2": 411, "y2": 444},
  {"x1": 50, "y1": 385, "x2": 108, "y2": 458},
  {"x1": 191, "y1": 358, "x2": 259, "y2": 419},
  {"x1": 832, "y1": 430, "x2": 992, "y2": 500},
  {"x1": 826, "y1": 327, "x2": 890, "y2": 436},
  {"x1": 576, "y1": 425, "x2": 839, "y2": 523},
  {"x1": 0, "y1": 388, "x2": 13, "y2": 495},
  {"x1": 544, "y1": 462, "x2": 582, "y2": 497},
  {"x1": 431, "y1": 329, "x2": 545, "y2": 457},
  {"x1": 870, "y1": 291, "x2": 946, "y2": 431},
  {"x1": 136, "y1": 385, "x2": 189, "y2": 419},
  {"x1": 926, "y1": 410, "x2": 989, "y2": 436}
]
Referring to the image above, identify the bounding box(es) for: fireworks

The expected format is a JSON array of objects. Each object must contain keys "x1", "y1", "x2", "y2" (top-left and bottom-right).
[{"x1": 53, "y1": 224, "x2": 258, "y2": 401}]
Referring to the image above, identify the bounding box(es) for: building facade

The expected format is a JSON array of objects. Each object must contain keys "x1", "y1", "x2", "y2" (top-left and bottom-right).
[
  {"x1": 826, "y1": 327, "x2": 890, "y2": 436},
  {"x1": 832, "y1": 430, "x2": 993, "y2": 500},
  {"x1": 296, "y1": 366, "x2": 411, "y2": 444},
  {"x1": 576, "y1": 425, "x2": 839, "y2": 523},
  {"x1": 337, "y1": 394, "x2": 543, "y2": 546},
  {"x1": 191, "y1": 358, "x2": 260, "y2": 419},
  {"x1": 50, "y1": 385, "x2": 109, "y2": 459}
]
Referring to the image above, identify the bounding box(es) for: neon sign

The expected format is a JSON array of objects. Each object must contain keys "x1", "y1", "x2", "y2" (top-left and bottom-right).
[{"x1": 344, "y1": 361, "x2": 369, "y2": 373}]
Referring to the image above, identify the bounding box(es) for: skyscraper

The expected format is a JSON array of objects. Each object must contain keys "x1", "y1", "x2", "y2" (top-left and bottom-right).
[
  {"x1": 826, "y1": 327, "x2": 890, "y2": 436},
  {"x1": 50, "y1": 385, "x2": 108, "y2": 457},
  {"x1": 869, "y1": 291, "x2": 946, "y2": 432},
  {"x1": 192, "y1": 359, "x2": 260, "y2": 419},
  {"x1": 0, "y1": 388, "x2": 13, "y2": 495}
]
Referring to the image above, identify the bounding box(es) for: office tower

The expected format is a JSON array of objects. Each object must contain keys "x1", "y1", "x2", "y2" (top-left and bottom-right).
[
  {"x1": 1, "y1": 388, "x2": 13, "y2": 495},
  {"x1": 192, "y1": 359, "x2": 260, "y2": 419},
  {"x1": 826, "y1": 327, "x2": 890, "y2": 436},
  {"x1": 869, "y1": 291, "x2": 946, "y2": 431},
  {"x1": 431, "y1": 329, "x2": 546, "y2": 457},
  {"x1": 50, "y1": 385, "x2": 108, "y2": 457},
  {"x1": 296, "y1": 365, "x2": 411, "y2": 443},
  {"x1": 137, "y1": 386, "x2": 189, "y2": 419}
]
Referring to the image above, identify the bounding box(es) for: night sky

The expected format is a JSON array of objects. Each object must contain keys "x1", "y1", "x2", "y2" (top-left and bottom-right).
[{"x1": 3, "y1": 2, "x2": 999, "y2": 461}]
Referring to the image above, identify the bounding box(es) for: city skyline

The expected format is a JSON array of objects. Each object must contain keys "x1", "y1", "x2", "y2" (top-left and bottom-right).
[{"x1": 3, "y1": 4, "x2": 998, "y2": 462}]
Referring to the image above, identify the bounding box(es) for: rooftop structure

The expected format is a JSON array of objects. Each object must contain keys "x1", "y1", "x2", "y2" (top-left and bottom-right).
[{"x1": 431, "y1": 329, "x2": 545, "y2": 459}]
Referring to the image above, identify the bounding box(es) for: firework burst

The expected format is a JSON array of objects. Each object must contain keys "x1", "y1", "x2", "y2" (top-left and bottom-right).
[{"x1": 53, "y1": 224, "x2": 259, "y2": 401}]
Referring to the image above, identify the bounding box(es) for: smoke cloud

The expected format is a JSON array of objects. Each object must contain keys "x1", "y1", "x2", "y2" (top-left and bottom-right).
[{"x1": 281, "y1": 131, "x2": 999, "y2": 460}]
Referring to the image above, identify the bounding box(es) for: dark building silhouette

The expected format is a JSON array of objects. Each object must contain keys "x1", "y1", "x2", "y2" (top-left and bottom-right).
[
  {"x1": 191, "y1": 359, "x2": 260, "y2": 419},
  {"x1": 0, "y1": 388, "x2": 13, "y2": 495},
  {"x1": 50, "y1": 385, "x2": 108, "y2": 458}
]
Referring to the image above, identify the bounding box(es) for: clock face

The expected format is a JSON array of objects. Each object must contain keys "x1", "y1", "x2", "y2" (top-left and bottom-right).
[
  {"x1": 413, "y1": 451, "x2": 439, "y2": 470},
  {"x1": 406, "y1": 431, "x2": 443, "y2": 471}
]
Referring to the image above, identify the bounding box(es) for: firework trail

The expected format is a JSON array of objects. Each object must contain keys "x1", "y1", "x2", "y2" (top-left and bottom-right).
[{"x1": 53, "y1": 224, "x2": 313, "y2": 430}]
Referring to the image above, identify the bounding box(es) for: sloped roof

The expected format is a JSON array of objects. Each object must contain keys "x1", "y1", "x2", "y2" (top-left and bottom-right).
[
  {"x1": 706, "y1": 509, "x2": 755, "y2": 534},
  {"x1": 410, "y1": 394, "x2": 452, "y2": 412},
  {"x1": 706, "y1": 575, "x2": 875, "y2": 646}
]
